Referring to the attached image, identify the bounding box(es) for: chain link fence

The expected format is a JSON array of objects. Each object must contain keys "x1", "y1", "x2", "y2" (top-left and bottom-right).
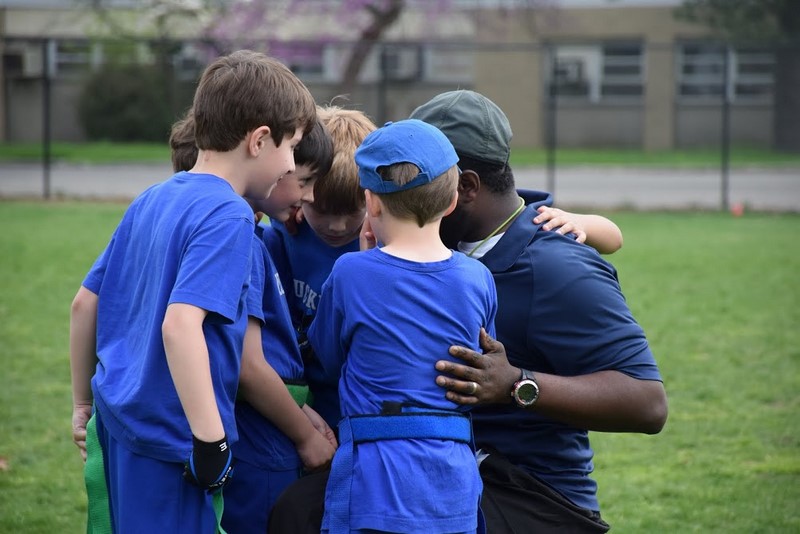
[{"x1": 2, "y1": 36, "x2": 798, "y2": 211}]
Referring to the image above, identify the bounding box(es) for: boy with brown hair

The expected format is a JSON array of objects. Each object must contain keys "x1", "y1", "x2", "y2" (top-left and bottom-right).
[
  {"x1": 307, "y1": 119, "x2": 497, "y2": 533},
  {"x1": 69, "y1": 50, "x2": 316, "y2": 533},
  {"x1": 169, "y1": 107, "x2": 339, "y2": 532}
]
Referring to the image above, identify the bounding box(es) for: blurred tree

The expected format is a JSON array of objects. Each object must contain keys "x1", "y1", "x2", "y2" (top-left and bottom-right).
[
  {"x1": 78, "y1": 0, "x2": 227, "y2": 130},
  {"x1": 675, "y1": 0, "x2": 800, "y2": 152},
  {"x1": 204, "y1": 0, "x2": 548, "y2": 97}
]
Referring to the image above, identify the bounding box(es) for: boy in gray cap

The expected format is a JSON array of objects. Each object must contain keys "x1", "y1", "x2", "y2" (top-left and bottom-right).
[{"x1": 413, "y1": 90, "x2": 668, "y2": 533}]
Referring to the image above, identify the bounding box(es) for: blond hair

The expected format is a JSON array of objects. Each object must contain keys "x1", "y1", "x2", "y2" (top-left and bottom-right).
[
  {"x1": 312, "y1": 105, "x2": 376, "y2": 215},
  {"x1": 376, "y1": 164, "x2": 459, "y2": 227}
]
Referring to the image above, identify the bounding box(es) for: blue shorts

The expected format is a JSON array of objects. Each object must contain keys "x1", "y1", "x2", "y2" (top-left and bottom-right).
[
  {"x1": 93, "y1": 411, "x2": 219, "y2": 533},
  {"x1": 221, "y1": 459, "x2": 300, "y2": 534}
]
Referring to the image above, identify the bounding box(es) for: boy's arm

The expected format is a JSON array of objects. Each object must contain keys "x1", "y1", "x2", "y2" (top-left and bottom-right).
[
  {"x1": 238, "y1": 318, "x2": 336, "y2": 470},
  {"x1": 163, "y1": 302, "x2": 236, "y2": 490},
  {"x1": 69, "y1": 286, "x2": 99, "y2": 461},
  {"x1": 534, "y1": 207, "x2": 623, "y2": 254},
  {"x1": 162, "y1": 303, "x2": 224, "y2": 441}
]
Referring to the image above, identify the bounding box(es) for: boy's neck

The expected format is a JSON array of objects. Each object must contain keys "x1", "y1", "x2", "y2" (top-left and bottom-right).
[
  {"x1": 191, "y1": 149, "x2": 247, "y2": 196},
  {"x1": 377, "y1": 216, "x2": 451, "y2": 263}
]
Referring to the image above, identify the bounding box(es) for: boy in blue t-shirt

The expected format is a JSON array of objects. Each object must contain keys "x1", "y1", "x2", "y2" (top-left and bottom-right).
[
  {"x1": 168, "y1": 111, "x2": 339, "y2": 533},
  {"x1": 308, "y1": 119, "x2": 498, "y2": 533},
  {"x1": 262, "y1": 105, "x2": 377, "y2": 430},
  {"x1": 69, "y1": 50, "x2": 317, "y2": 533}
]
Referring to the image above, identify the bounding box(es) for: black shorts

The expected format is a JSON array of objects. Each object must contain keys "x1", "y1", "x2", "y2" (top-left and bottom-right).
[
  {"x1": 267, "y1": 455, "x2": 610, "y2": 534},
  {"x1": 479, "y1": 453, "x2": 610, "y2": 533}
]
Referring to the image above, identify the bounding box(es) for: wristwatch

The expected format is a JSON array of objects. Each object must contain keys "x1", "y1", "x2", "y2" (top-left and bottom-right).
[{"x1": 511, "y1": 369, "x2": 540, "y2": 408}]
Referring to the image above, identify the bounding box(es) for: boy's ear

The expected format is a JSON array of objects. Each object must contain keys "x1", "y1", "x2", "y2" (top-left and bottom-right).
[
  {"x1": 248, "y1": 126, "x2": 272, "y2": 157},
  {"x1": 364, "y1": 189, "x2": 382, "y2": 218},
  {"x1": 442, "y1": 189, "x2": 459, "y2": 217},
  {"x1": 457, "y1": 169, "x2": 480, "y2": 204}
]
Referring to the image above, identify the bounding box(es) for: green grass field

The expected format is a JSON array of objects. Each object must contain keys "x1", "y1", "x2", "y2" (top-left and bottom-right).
[
  {"x1": 0, "y1": 202, "x2": 798, "y2": 532},
  {"x1": 2, "y1": 141, "x2": 800, "y2": 168}
]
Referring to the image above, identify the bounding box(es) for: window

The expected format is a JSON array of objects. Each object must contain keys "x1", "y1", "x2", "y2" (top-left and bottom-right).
[
  {"x1": 381, "y1": 46, "x2": 422, "y2": 82},
  {"x1": 423, "y1": 47, "x2": 473, "y2": 84},
  {"x1": 276, "y1": 42, "x2": 325, "y2": 80},
  {"x1": 548, "y1": 42, "x2": 643, "y2": 102},
  {"x1": 601, "y1": 44, "x2": 643, "y2": 97},
  {"x1": 172, "y1": 42, "x2": 210, "y2": 82},
  {"x1": 54, "y1": 40, "x2": 95, "y2": 78},
  {"x1": 678, "y1": 43, "x2": 774, "y2": 101}
]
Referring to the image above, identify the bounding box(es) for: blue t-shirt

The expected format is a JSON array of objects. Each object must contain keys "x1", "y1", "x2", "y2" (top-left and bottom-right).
[
  {"x1": 309, "y1": 247, "x2": 497, "y2": 532},
  {"x1": 471, "y1": 189, "x2": 663, "y2": 512},
  {"x1": 233, "y1": 227, "x2": 306, "y2": 470},
  {"x1": 262, "y1": 220, "x2": 359, "y2": 428},
  {"x1": 83, "y1": 172, "x2": 254, "y2": 463}
]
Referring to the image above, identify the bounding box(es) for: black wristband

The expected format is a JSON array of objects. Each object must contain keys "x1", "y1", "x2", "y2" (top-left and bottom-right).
[
  {"x1": 184, "y1": 434, "x2": 233, "y2": 490},
  {"x1": 192, "y1": 435, "x2": 228, "y2": 457}
]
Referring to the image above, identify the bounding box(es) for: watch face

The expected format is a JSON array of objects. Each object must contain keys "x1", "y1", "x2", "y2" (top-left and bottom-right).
[{"x1": 517, "y1": 381, "x2": 538, "y2": 404}]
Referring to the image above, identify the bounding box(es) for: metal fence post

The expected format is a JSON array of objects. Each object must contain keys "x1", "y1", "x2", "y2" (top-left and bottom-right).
[
  {"x1": 41, "y1": 38, "x2": 52, "y2": 200},
  {"x1": 720, "y1": 44, "x2": 731, "y2": 212},
  {"x1": 546, "y1": 43, "x2": 557, "y2": 198}
]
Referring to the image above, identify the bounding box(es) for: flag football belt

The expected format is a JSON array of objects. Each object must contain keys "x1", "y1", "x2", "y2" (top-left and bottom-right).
[
  {"x1": 283, "y1": 378, "x2": 310, "y2": 407},
  {"x1": 325, "y1": 406, "x2": 472, "y2": 534}
]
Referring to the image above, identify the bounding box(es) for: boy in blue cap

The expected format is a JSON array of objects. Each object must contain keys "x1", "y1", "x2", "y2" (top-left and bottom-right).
[
  {"x1": 307, "y1": 119, "x2": 497, "y2": 533},
  {"x1": 69, "y1": 50, "x2": 317, "y2": 533}
]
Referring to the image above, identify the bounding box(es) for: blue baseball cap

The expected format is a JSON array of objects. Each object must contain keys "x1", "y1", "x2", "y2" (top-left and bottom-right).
[{"x1": 356, "y1": 119, "x2": 459, "y2": 194}]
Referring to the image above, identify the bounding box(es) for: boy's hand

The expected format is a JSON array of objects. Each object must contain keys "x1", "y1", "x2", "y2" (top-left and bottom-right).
[
  {"x1": 359, "y1": 217, "x2": 377, "y2": 251},
  {"x1": 534, "y1": 206, "x2": 587, "y2": 244},
  {"x1": 283, "y1": 205, "x2": 306, "y2": 235},
  {"x1": 302, "y1": 404, "x2": 338, "y2": 449},
  {"x1": 296, "y1": 429, "x2": 336, "y2": 474},
  {"x1": 183, "y1": 435, "x2": 234, "y2": 491},
  {"x1": 72, "y1": 402, "x2": 93, "y2": 461}
]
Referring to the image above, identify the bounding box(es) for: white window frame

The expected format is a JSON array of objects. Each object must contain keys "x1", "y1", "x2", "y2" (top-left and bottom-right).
[
  {"x1": 677, "y1": 42, "x2": 774, "y2": 102},
  {"x1": 547, "y1": 42, "x2": 643, "y2": 103}
]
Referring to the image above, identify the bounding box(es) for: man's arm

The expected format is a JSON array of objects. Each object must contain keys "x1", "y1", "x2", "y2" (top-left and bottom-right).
[
  {"x1": 238, "y1": 318, "x2": 336, "y2": 470},
  {"x1": 435, "y1": 329, "x2": 668, "y2": 434},
  {"x1": 69, "y1": 286, "x2": 99, "y2": 461}
]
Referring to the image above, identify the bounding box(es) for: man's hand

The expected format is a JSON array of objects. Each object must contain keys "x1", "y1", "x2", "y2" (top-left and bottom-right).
[
  {"x1": 72, "y1": 402, "x2": 93, "y2": 461},
  {"x1": 183, "y1": 435, "x2": 234, "y2": 491},
  {"x1": 435, "y1": 328, "x2": 520, "y2": 405}
]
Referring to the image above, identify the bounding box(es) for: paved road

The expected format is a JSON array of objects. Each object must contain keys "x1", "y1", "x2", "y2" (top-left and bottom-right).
[{"x1": 1, "y1": 162, "x2": 798, "y2": 211}]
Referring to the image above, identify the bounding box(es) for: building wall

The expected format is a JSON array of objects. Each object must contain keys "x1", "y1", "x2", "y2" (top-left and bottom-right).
[
  {"x1": 473, "y1": 6, "x2": 721, "y2": 151},
  {"x1": 556, "y1": 104, "x2": 642, "y2": 147},
  {"x1": 675, "y1": 105, "x2": 774, "y2": 148}
]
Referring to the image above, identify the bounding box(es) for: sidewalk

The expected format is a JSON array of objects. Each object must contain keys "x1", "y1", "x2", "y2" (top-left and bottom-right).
[{"x1": 1, "y1": 162, "x2": 798, "y2": 211}]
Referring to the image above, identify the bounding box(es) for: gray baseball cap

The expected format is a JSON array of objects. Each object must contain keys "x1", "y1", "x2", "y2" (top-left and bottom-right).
[{"x1": 409, "y1": 90, "x2": 512, "y2": 166}]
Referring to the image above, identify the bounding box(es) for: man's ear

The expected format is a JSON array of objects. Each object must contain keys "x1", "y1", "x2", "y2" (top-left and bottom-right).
[
  {"x1": 365, "y1": 189, "x2": 382, "y2": 217},
  {"x1": 457, "y1": 169, "x2": 480, "y2": 204},
  {"x1": 248, "y1": 126, "x2": 272, "y2": 157}
]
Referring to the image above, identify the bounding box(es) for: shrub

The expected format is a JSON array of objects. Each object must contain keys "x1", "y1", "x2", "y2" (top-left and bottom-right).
[{"x1": 78, "y1": 63, "x2": 173, "y2": 143}]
